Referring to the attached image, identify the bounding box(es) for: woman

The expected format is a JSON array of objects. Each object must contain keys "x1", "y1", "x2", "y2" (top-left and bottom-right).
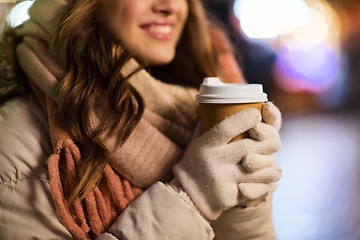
[{"x1": 0, "y1": 0, "x2": 282, "y2": 239}]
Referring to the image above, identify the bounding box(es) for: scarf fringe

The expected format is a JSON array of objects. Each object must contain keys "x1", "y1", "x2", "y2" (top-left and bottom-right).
[{"x1": 48, "y1": 139, "x2": 142, "y2": 240}]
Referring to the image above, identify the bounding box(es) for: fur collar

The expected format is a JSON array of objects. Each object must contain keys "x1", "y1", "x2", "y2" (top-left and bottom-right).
[{"x1": 0, "y1": 27, "x2": 31, "y2": 103}]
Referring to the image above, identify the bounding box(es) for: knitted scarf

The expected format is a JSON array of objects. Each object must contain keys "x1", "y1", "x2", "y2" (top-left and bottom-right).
[
  {"x1": 12, "y1": 0, "x2": 245, "y2": 239},
  {"x1": 16, "y1": 37, "x2": 199, "y2": 240},
  {"x1": 26, "y1": 73, "x2": 195, "y2": 239},
  {"x1": 17, "y1": 36, "x2": 199, "y2": 240}
]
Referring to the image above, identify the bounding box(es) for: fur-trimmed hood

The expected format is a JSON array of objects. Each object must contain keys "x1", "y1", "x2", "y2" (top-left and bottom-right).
[{"x1": 0, "y1": 27, "x2": 30, "y2": 103}]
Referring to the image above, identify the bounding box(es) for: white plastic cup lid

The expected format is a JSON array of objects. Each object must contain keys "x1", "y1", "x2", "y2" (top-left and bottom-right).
[{"x1": 196, "y1": 77, "x2": 268, "y2": 104}]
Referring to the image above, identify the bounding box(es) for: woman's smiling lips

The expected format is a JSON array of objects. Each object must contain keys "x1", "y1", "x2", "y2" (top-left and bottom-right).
[{"x1": 140, "y1": 22, "x2": 174, "y2": 40}]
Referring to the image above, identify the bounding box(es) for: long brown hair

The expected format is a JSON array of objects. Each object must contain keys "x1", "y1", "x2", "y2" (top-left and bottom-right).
[{"x1": 53, "y1": 0, "x2": 223, "y2": 206}]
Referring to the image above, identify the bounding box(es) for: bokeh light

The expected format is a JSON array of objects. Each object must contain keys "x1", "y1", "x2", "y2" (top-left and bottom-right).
[
  {"x1": 274, "y1": 43, "x2": 339, "y2": 93},
  {"x1": 278, "y1": 0, "x2": 341, "y2": 51},
  {"x1": 7, "y1": 0, "x2": 34, "y2": 28},
  {"x1": 234, "y1": 0, "x2": 310, "y2": 39},
  {"x1": 234, "y1": 0, "x2": 342, "y2": 94}
]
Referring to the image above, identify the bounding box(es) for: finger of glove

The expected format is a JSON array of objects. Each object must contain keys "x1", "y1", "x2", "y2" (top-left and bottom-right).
[
  {"x1": 242, "y1": 153, "x2": 277, "y2": 172},
  {"x1": 226, "y1": 134, "x2": 281, "y2": 163},
  {"x1": 238, "y1": 183, "x2": 270, "y2": 200},
  {"x1": 235, "y1": 165, "x2": 282, "y2": 183},
  {"x1": 262, "y1": 102, "x2": 282, "y2": 130},
  {"x1": 201, "y1": 108, "x2": 261, "y2": 146},
  {"x1": 248, "y1": 122, "x2": 278, "y2": 142}
]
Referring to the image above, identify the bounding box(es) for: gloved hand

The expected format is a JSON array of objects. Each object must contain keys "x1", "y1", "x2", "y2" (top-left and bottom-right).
[
  {"x1": 173, "y1": 102, "x2": 282, "y2": 220},
  {"x1": 237, "y1": 102, "x2": 282, "y2": 206}
]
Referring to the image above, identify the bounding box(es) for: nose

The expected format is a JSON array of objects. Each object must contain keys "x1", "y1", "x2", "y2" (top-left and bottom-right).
[{"x1": 153, "y1": 0, "x2": 182, "y2": 15}]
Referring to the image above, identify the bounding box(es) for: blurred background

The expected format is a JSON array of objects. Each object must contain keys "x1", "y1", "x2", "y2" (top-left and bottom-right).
[
  {"x1": 200, "y1": 0, "x2": 360, "y2": 239},
  {"x1": 202, "y1": 0, "x2": 360, "y2": 114},
  {"x1": 1, "y1": 0, "x2": 360, "y2": 239},
  {"x1": 201, "y1": 0, "x2": 360, "y2": 239}
]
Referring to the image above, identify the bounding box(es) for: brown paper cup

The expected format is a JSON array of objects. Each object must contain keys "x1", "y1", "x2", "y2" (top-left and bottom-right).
[
  {"x1": 196, "y1": 78, "x2": 267, "y2": 142},
  {"x1": 199, "y1": 102, "x2": 264, "y2": 142}
]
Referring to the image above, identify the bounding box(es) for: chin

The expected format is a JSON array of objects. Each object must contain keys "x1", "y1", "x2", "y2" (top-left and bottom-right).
[
  {"x1": 149, "y1": 59, "x2": 173, "y2": 66},
  {"x1": 142, "y1": 52, "x2": 175, "y2": 66}
]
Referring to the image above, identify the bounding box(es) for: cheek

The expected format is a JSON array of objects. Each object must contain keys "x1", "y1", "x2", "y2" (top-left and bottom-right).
[
  {"x1": 180, "y1": 1, "x2": 189, "y2": 25},
  {"x1": 101, "y1": 3, "x2": 136, "y2": 40}
]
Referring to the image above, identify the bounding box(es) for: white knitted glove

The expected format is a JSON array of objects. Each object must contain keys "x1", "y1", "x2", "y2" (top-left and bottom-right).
[
  {"x1": 237, "y1": 102, "x2": 282, "y2": 206},
  {"x1": 173, "y1": 103, "x2": 282, "y2": 220}
]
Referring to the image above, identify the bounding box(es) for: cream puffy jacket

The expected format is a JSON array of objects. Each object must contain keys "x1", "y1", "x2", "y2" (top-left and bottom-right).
[{"x1": 0, "y1": 97, "x2": 276, "y2": 239}]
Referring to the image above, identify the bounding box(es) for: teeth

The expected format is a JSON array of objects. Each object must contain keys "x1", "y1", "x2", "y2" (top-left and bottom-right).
[{"x1": 148, "y1": 25, "x2": 172, "y2": 34}]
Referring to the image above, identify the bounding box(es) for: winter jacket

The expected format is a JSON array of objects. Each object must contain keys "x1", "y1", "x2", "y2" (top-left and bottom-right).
[{"x1": 0, "y1": 96, "x2": 276, "y2": 240}]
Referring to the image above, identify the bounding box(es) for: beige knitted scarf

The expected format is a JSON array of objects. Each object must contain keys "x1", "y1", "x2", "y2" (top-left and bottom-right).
[{"x1": 16, "y1": 35, "x2": 198, "y2": 240}]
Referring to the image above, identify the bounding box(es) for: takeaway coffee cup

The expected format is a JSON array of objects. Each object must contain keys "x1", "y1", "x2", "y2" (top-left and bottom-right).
[{"x1": 196, "y1": 77, "x2": 268, "y2": 141}]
